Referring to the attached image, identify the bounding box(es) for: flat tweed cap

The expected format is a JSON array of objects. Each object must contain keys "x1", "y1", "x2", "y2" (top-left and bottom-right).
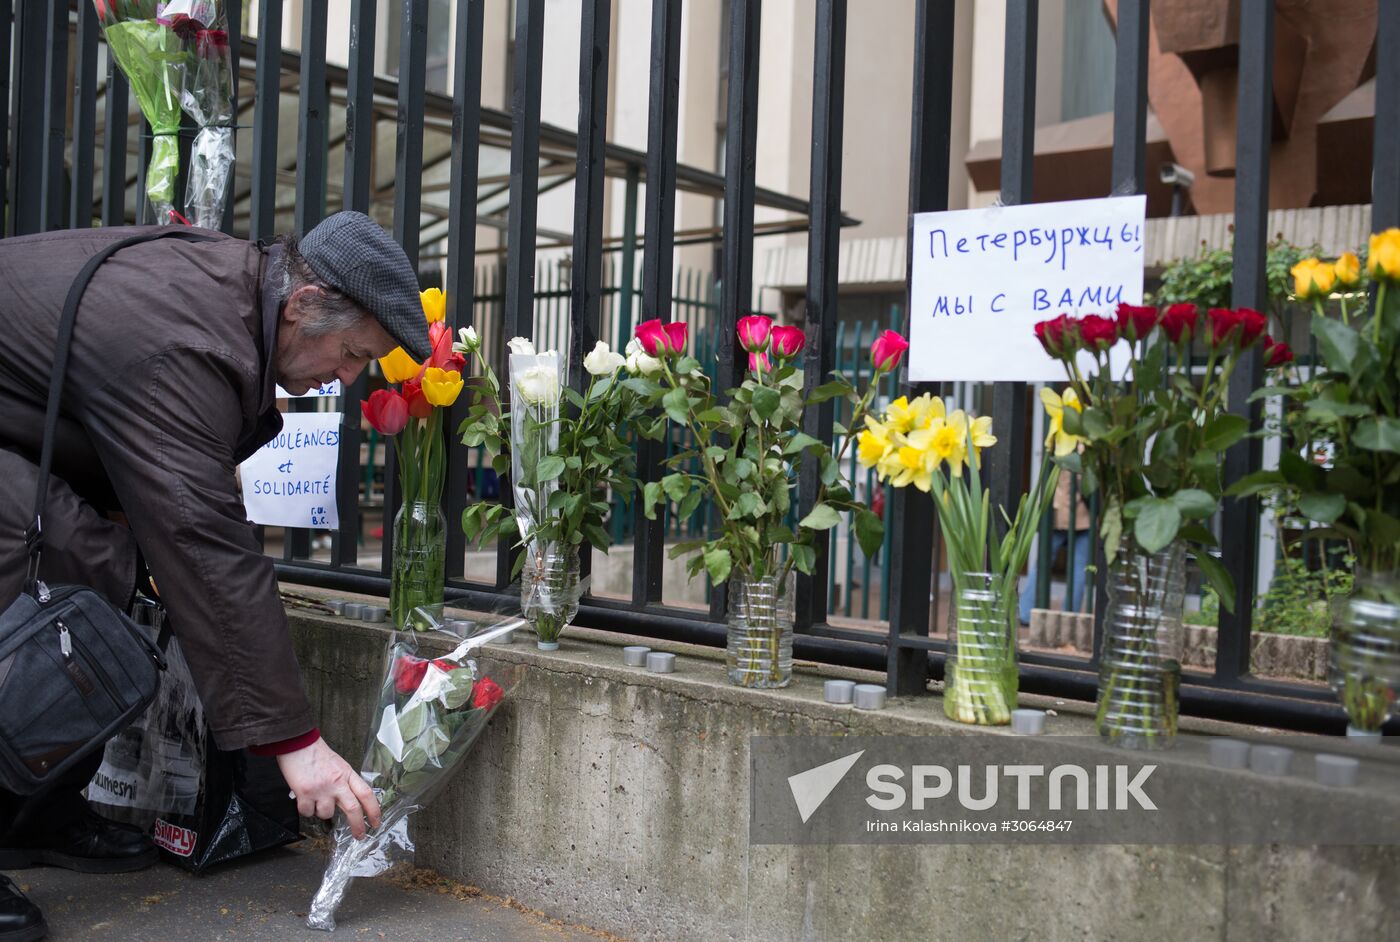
[{"x1": 299, "y1": 211, "x2": 432, "y2": 360}]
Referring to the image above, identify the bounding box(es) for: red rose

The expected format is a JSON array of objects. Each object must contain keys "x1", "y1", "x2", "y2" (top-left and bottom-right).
[
  {"x1": 1264, "y1": 337, "x2": 1295, "y2": 368},
  {"x1": 663, "y1": 321, "x2": 689, "y2": 355},
  {"x1": 1115, "y1": 303, "x2": 1158, "y2": 342},
  {"x1": 1033, "y1": 313, "x2": 1076, "y2": 357},
  {"x1": 431, "y1": 658, "x2": 463, "y2": 672},
  {"x1": 362, "y1": 389, "x2": 409, "y2": 435},
  {"x1": 1078, "y1": 314, "x2": 1119, "y2": 351},
  {"x1": 393, "y1": 656, "x2": 428, "y2": 695},
  {"x1": 736, "y1": 315, "x2": 772, "y2": 353},
  {"x1": 1237, "y1": 307, "x2": 1268, "y2": 346},
  {"x1": 635, "y1": 319, "x2": 669, "y2": 357},
  {"x1": 769, "y1": 325, "x2": 806, "y2": 360},
  {"x1": 472, "y1": 676, "x2": 504, "y2": 710},
  {"x1": 748, "y1": 351, "x2": 772, "y2": 374},
  {"x1": 1160, "y1": 303, "x2": 1198, "y2": 344},
  {"x1": 870, "y1": 330, "x2": 910, "y2": 372}
]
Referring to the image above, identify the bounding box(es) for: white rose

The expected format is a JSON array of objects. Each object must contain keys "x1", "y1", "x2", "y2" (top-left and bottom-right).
[
  {"x1": 507, "y1": 337, "x2": 536, "y2": 357},
  {"x1": 515, "y1": 364, "x2": 560, "y2": 406},
  {"x1": 583, "y1": 340, "x2": 626, "y2": 376},
  {"x1": 625, "y1": 338, "x2": 662, "y2": 376},
  {"x1": 453, "y1": 325, "x2": 480, "y2": 354}
]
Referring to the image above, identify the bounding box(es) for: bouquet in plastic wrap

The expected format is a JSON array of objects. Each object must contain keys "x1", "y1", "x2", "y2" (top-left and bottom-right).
[
  {"x1": 167, "y1": 0, "x2": 236, "y2": 228},
  {"x1": 94, "y1": 1, "x2": 187, "y2": 222},
  {"x1": 306, "y1": 611, "x2": 522, "y2": 931}
]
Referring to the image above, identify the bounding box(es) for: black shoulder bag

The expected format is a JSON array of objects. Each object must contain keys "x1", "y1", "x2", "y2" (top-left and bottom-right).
[{"x1": 0, "y1": 228, "x2": 218, "y2": 795}]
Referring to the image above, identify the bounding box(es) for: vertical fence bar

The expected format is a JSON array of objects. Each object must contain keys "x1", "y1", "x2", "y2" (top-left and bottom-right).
[
  {"x1": 708, "y1": 0, "x2": 761, "y2": 620},
  {"x1": 569, "y1": 0, "x2": 613, "y2": 587},
  {"x1": 9, "y1": 1, "x2": 46, "y2": 236},
  {"x1": 0, "y1": 0, "x2": 11, "y2": 231},
  {"x1": 135, "y1": 122, "x2": 151, "y2": 224},
  {"x1": 101, "y1": 55, "x2": 128, "y2": 227},
  {"x1": 1217, "y1": 0, "x2": 1273, "y2": 681},
  {"x1": 619, "y1": 166, "x2": 640, "y2": 338},
  {"x1": 331, "y1": 0, "x2": 381, "y2": 569},
  {"x1": 795, "y1": 0, "x2": 847, "y2": 631},
  {"x1": 886, "y1": 0, "x2": 954, "y2": 695},
  {"x1": 294, "y1": 0, "x2": 328, "y2": 236},
  {"x1": 70, "y1": 0, "x2": 99, "y2": 230},
  {"x1": 383, "y1": 0, "x2": 430, "y2": 579},
  {"x1": 250, "y1": 0, "x2": 282, "y2": 242},
  {"x1": 1373, "y1": 1, "x2": 1400, "y2": 230},
  {"x1": 40, "y1": 0, "x2": 67, "y2": 232},
  {"x1": 987, "y1": 0, "x2": 1037, "y2": 530},
  {"x1": 498, "y1": 0, "x2": 545, "y2": 588},
  {"x1": 633, "y1": 0, "x2": 682, "y2": 607},
  {"x1": 442, "y1": 0, "x2": 486, "y2": 579},
  {"x1": 220, "y1": 0, "x2": 241, "y2": 234}
]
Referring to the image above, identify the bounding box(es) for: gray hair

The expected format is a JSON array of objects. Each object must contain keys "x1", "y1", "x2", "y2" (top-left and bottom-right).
[{"x1": 271, "y1": 235, "x2": 372, "y2": 335}]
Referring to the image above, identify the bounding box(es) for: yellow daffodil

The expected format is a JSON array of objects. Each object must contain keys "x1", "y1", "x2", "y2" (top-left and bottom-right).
[
  {"x1": 885, "y1": 394, "x2": 944, "y2": 434},
  {"x1": 421, "y1": 367, "x2": 464, "y2": 407},
  {"x1": 894, "y1": 429, "x2": 938, "y2": 492},
  {"x1": 1334, "y1": 251, "x2": 1362, "y2": 288},
  {"x1": 1040, "y1": 386, "x2": 1085, "y2": 457},
  {"x1": 379, "y1": 346, "x2": 421, "y2": 383},
  {"x1": 857, "y1": 416, "x2": 894, "y2": 469},
  {"x1": 421, "y1": 287, "x2": 447, "y2": 323},
  {"x1": 964, "y1": 413, "x2": 996, "y2": 456},
  {"x1": 927, "y1": 418, "x2": 969, "y2": 477},
  {"x1": 1368, "y1": 228, "x2": 1400, "y2": 281},
  {"x1": 1291, "y1": 257, "x2": 1335, "y2": 299}
]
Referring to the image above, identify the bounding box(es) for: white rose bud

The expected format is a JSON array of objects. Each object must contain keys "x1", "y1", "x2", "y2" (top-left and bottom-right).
[
  {"x1": 514, "y1": 364, "x2": 560, "y2": 406},
  {"x1": 625, "y1": 338, "x2": 662, "y2": 376},
  {"x1": 583, "y1": 340, "x2": 626, "y2": 376},
  {"x1": 507, "y1": 336, "x2": 536, "y2": 357},
  {"x1": 453, "y1": 325, "x2": 480, "y2": 354}
]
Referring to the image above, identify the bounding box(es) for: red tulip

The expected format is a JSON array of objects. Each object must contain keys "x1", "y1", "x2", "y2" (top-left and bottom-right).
[
  {"x1": 1115, "y1": 303, "x2": 1159, "y2": 342},
  {"x1": 1264, "y1": 337, "x2": 1295, "y2": 368},
  {"x1": 770, "y1": 325, "x2": 806, "y2": 360},
  {"x1": 427, "y1": 321, "x2": 466, "y2": 372},
  {"x1": 1078, "y1": 314, "x2": 1119, "y2": 351},
  {"x1": 870, "y1": 330, "x2": 910, "y2": 372},
  {"x1": 392, "y1": 655, "x2": 428, "y2": 694},
  {"x1": 472, "y1": 676, "x2": 504, "y2": 710},
  {"x1": 362, "y1": 389, "x2": 409, "y2": 435},
  {"x1": 401, "y1": 375, "x2": 434, "y2": 418},
  {"x1": 664, "y1": 321, "x2": 688, "y2": 355},
  {"x1": 636, "y1": 319, "x2": 669, "y2": 357},
  {"x1": 1160, "y1": 303, "x2": 1198, "y2": 344},
  {"x1": 748, "y1": 351, "x2": 772, "y2": 374},
  {"x1": 1206, "y1": 307, "x2": 1243, "y2": 347},
  {"x1": 1237, "y1": 307, "x2": 1268, "y2": 346},
  {"x1": 736, "y1": 315, "x2": 772, "y2": 353}
]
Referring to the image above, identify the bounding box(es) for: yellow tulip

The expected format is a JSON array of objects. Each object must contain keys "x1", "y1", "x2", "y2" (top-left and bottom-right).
[
  {"x1": 1334, "y1": 251, "x2": 1362, "y2": 288},
  {"x1": 1368, "y1": 228, "x2": 1400, "y2": 281},
  {"x1": 421, "y1": 287, "x2": 447, "y2": 323},
  {"x1": 379, "y1": 346, "x2": 421, "y2": 384},
  {"x1": 421, "y1": 367, "x2": 464, "y2": 406},
  {"x1": 1041, "y1": 386, "x2": 1085, "y2": 457}
]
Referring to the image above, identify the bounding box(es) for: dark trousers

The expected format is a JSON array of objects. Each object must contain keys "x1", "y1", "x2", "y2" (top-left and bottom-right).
[{"x1": 0, "y1": 752, "x2": 105, "y2": 845}]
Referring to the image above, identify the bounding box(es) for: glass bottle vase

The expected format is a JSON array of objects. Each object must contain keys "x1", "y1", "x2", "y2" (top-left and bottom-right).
[
  {"x1": 521, "y1": 543, "x2": 581, "y2": 650},
  {"x1": 1329, "y1": 568, "x2": 1400, "y2": 736},
  {"x1": 944, "y1": 571, "x2": 1018, "y2": 725},
  {"x1": 1095, "y1": 536, "x2": 1187, "y2": 749},
  {"x1": 390, "y1": 499, "x2": 446, "y2": 630},
  {"x1": 726, "y1": 571, "x2": 795, "y2": 688}
]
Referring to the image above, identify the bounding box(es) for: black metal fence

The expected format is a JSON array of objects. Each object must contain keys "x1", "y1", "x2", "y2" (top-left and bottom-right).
[{"x1": 7, "y1": 0, "x2": 1399, "y2": 734}]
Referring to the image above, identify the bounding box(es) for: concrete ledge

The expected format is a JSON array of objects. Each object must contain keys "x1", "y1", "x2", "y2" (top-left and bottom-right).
[{"x1": 287, "y1": 596, "x2": 1400, "y2": 942}]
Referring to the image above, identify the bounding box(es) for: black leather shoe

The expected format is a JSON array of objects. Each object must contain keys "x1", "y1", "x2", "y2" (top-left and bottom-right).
[
  {"x1": 0, "y1": 876, "x2": 46, "y2": 942},
  {"x1": 0, "y1": 808, "x2": 157, "y2": 874}
]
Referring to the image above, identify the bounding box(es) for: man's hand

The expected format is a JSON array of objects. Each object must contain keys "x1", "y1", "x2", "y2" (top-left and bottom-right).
[{"x1": 276, "y1": 737, "x2": 382, "y2": 839}]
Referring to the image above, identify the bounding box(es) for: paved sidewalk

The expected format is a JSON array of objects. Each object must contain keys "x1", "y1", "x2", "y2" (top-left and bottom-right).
[{"x1": 6, "y1": 841, "x2": 619, "y2": 941}]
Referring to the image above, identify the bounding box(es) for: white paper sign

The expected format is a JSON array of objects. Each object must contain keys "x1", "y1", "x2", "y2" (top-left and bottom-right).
[
  {"x1": 908, "y1": 195, "x2": 1146, "y2": 382},
  {"x1": 239, "y1": 411, "x2": 341, "y2": 529},
  {"x1": 275, "y1": 380, "x2": 342, "y2": 399}
]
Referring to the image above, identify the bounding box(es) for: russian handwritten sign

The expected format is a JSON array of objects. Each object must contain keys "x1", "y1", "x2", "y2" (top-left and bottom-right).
[
  {"x1": 908, "y1": 195, "x2": 1146, "y2": 382},
  {"x1": 239, "y1": 411, "x2": 341, "y2": 529}
]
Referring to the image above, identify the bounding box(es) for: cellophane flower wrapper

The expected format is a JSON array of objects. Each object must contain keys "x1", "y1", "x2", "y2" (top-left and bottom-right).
[
  {"x1": 94, "y1": 1, "x2": 188, "y2": 223},
  {"x1": 306, "y1": 608, "x2": 524, "y2": 931},
  {"x1": 508, "y1": 351, "x2": 563, "y2": 545},
  {"x1": 170, "y1": 0, "x2": 236, "y2": 229}
]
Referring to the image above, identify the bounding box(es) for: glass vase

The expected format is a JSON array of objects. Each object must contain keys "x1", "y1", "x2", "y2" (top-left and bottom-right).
[
  {"x1": 390, "y1": 499, "x2": 446, "y2": 630},
  {"x1": 1095, "y1": 536, "x2": 1187, "y2": 749},
  {"x1": 521, "y1": 543, "x2": 581, "y2": 650},
  {"x1": 1329, "y1": 569, "x2": 1400, "y2": 736},
  {"x1": 726, "y1": 571, "x2": 795, "y2": 688},
  {"x1": 944, "y1": 571, "x2": 1018, "y2": 725}
]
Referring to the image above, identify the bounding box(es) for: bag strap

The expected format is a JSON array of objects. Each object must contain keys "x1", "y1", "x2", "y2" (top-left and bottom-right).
[{"x1": 25, "y1": 229, "x2": 220, "y2": 596}]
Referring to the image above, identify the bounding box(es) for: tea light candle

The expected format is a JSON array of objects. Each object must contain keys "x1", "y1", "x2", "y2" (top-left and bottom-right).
[
  {"x1": 853, "y1": 684, "x2": 886, "y2": 710},
  {"x1": 361, "y1": 606, "x2": 386, "y2": 624},
  {"x1": 1249, "y1": 744, "x2": 1293, "y2": 777},
  {"x1": 1315, "y1": 753, "x2": 1360, "y2": 788},
  {"x1": 824, "y1": 680, "x2": 856, "y2": 704},
  {"x1": 1010, "y1": 709, "x2": 1045, "y2": 735},
  {"x1": 1208, "y1": 738, "x2": 1250, "y2": 770},
  {"x1": 646, "y1": 652, "x2": 676, "y2": 674},
  {"x1": 622, "y1": 646, "x2": 651, "y2": 667},
  {"x1": 342, "y1": 603, "x2": 366, "y2": 619}
]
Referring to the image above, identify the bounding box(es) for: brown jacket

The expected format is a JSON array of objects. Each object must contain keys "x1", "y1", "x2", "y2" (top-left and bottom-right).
[{"x1": 0, "y1": 226, "x2": 311, "y2": 750}]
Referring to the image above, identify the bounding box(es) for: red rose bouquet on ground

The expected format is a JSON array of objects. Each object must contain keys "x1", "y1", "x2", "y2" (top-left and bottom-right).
[{"x1": 307, "y1": 616, "x2": 521, "y2": 931}]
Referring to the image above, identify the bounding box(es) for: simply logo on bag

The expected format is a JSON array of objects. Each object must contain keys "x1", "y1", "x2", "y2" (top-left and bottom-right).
[{"x1": 153, "y1": 819, "x2": 198, "y2": 858}]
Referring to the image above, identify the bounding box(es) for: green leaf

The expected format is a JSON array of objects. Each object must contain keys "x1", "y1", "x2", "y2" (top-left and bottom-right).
[
  {"x1": 1134, "y1": 498, "x2": 1181, "y2": 553},
  {"x1": 1312, "y1": 312, "x2": 1360, "y2": 374},
  {"x1": 1279, "y1": 451, "x2": 1323, "y2": 491},
  {"x1": 643, "y1": 481, "x2": 663, "y2": 519},
  {"x1": 1201, "y1": 414, "x2": 1249, "y2": 451},
  {"x1": 790, "y1": 543, "x2": 818, "y2": 574},
  {"x1": 807, "y1": 379, "x2": 854, "y2": 404},
  {"x1": 678, "y1": 488, "x2": 703, "y2": 521},
  {"x1": 397, "y1": 704, "x2": 429, "y2": 741},
  {"x1": 1195, "y1": 551, "x2": 1236, "y2": 614},
  {"x1": 705, "y1": 446, "x2": 728, "y2": 461},
  {"x1": 583, "y1": 522, "x2": 612, "y2": 549},
  {"x1": 1363, "y1": 510, "x2": 1400, "y2": 547},
  {"x1": 535, "y1": 455, "x2": 566, "y2": 483},
  {"x1": 751, "y1": 386, "x2": 782, "y2": 421},
  {"x1": 1247, "y1": 384, "x2": 1303, "y2": 403},
  {"x1": 662, "y1": 472, "x2": 690, "y2": 502},
  {"x1": 703, "y1": 546, "x2": 732, "y2": 585},
  {"x1": 854, "y1": 509, "x2": 884, "y2": 559},
  {"x1": 1169, "y1": 488, "x2": 1217, "y2": 520},
  {"x1": 1100, "y1": 502, "x2": 1124, "y2": 564},
  {"x1": 1304, "y1": 399, "x2": 1373, "y2": 421},
  {"x1": 798, "y1": 503, "x2": 841, "y2": 530},
  {"x1": 662, "y1": 387, "x2": 691, "y2": 424},
  {"x1": 1353, "y1": 417, "x2": 1400, "y2": 453},
  {"x1": 1177, "y1": 522, "x2": 1217, "y2": 546},
  {"x1": 733, "y1": 457, "x2": 756, "y2": 480},
  {"x1": 1297, "y1": 491, "x2": 1346, "y2": 524},
  {"x1": 783, "y1": 432, "x2": 824, "y2": 455},
  {"x1": 1081, "y1": 408, "x2": 1112, "y2": 440},
  {"x1": 1224, "y1": 469, "x2": 1286, "y2": 498}
]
